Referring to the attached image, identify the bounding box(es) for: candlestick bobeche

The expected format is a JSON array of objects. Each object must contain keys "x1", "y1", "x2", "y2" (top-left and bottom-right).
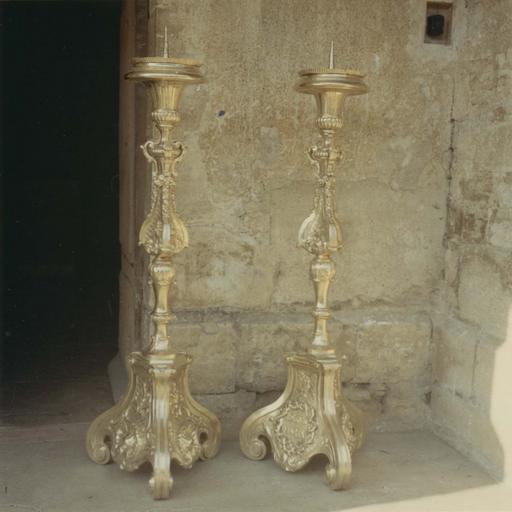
[
  {"x1": 86, "y1": 34, "x2": 220, "y2": 500},
  {"x1": 239, "y1": 43, "x2": 368, "y2": 489}
]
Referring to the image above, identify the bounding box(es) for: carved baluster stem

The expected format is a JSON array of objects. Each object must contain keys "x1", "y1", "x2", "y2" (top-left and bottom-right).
[
  {"x1": 310, "y1": 255, "x2": 336, "y2": 358},
  {"x1": 304, "y1": 106, "x2": 344, "y2": 359},
  {"x1": 149, "y1": 257, "x2": 175, "y2": 354}
]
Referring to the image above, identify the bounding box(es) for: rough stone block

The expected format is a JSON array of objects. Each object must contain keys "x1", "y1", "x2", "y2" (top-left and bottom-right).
[
  {"x1": 267, "y1": 182, "x2": 318, "y2": 306},
  {"x1": 236, "y1": 312, "x2": 381, "y2": 392},
  {"x1": 236, "y1": 310, "x2": 432, "y2": 431},
  {"x1": 171, "y1": 316, "x2": 237, "y2": 394},
  {"x1": 172, "y1": 226, "x2": 274, "y2": 310},
  {"x1": 270, "y1": 182, "x2": 445, "y2": 307},
  {"x1": 378, "y1": 383, "x2": 431, "y2": 432},
  {"x1": 489, "y1": 214, "x2": 512, "y2": 250},
  {"x1": 195, "y1": 390, "x2": 256, "y2": 441},
  {"x1": 432, "y1": 320, "x2": 476, "y2": 399},
  {"x1": 236, "y1": 313, "x2": 311, "y2": 393},
  {"x1": 331, "y1": 321, "x2": 359, "y2": 382},
  {"x1": 458, "y1": 252, "x2": 512, "y2": 339},
  {"x1": 354, "y1": 313, "x2": 432, "y2": 386},
  {"x1": 344, "y1": 382, "x2": 384, "y2": 430}
]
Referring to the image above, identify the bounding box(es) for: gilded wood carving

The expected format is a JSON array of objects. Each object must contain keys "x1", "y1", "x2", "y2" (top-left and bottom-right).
[
  {"x1": 86, "y1": 39, "x2": 220, "y2": 500},
  {"x1": 240, "y1": 44, "x2": 368, "y2": 489}
]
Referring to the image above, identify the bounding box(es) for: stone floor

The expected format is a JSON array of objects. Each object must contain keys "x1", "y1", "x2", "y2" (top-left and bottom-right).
[
  {"x1": 1, "y1": 424, "x2": 510, "y2": 512},
  {"x1": 0, "y1": 377, "x2": 114, "y2": 427}
]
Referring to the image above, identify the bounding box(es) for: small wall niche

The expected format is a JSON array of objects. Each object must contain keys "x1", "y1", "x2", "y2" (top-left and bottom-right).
[{"x1": 424, "y1": 1, "x2": 453, "y2": 45}]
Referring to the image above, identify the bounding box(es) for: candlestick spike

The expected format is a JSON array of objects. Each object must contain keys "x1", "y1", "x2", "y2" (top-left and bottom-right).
[
  {"x1": 163, "y1": 26, "x2": 169, "y2": 58},
  {"x1": 329, "y1": 40, "x2": 335, "y2": 69}
]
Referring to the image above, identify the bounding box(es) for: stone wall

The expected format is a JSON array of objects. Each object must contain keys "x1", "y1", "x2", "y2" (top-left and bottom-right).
[
  {"x1": 118, "y1": 0, "x2": 510, "y2": 452},
  {"x1": 117, "y1": 0, "x2": 453, "y2": 439},
  {"x1": 430, "y1": 0, "x2": 512, "y2": 482}
]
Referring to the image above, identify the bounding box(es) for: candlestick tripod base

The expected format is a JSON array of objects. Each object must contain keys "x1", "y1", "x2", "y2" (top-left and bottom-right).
[
  {"x1": 239, "y1": 353, "x2": 365, "y2": 490},
  {"x1": 86, "y1": 352, "x2": 221, "y2": 499}
]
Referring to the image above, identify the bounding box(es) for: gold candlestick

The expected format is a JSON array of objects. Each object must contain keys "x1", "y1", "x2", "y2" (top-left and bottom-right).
[
  {"x1": 240, "y1": 43, "x2": 367, "y2": 489},
  {"x1": 86, "y1": 33, "x2": 220, "y2": 500}
]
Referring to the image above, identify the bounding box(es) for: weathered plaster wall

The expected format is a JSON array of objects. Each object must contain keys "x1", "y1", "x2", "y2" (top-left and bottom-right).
[
  {"x1": 118, "y1": 0, "x2": 468, "y2": 440},
  {"x1": 431, "y1": 0, "x2": 512, "y2": 481},
  {"x1": 151, "y1": 0, "x2": 451, "y2": 310}
]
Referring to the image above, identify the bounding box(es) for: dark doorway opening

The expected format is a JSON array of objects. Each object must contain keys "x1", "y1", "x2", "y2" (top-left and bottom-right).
[{"x1": 1, "y1": 1, "x2": 121, "y2": 423}]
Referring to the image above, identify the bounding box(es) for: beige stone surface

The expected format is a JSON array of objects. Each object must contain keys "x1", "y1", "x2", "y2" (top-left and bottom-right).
[
  {"x1": 457, "y1": 251, "x2": 512, "y2": 340},
  {"x1": 195, "y1": 389, "x2": 256, "y2": 441},
  {"x1": 1, "y1": 423, "x2": 506, "y2": 512},
  {"x1": 432, "y1": 320, "x2": 476, "y2": 400},
  {"x1": 472, "y1": 340, "x2": 496, "y2": 411},
  {"x1": 172, "y1": 317, "x2": 237, "y2": 394},
  {"x1": 431, "y1": 382, "x2": 504, "y2": 482},
  {"x1": 236, "y1": 313, "x2": 311, "y2": 392},
  {"x1": 353, "y1": 313, "x2": 431, "y2": 385},
  {"x1": 138, "y1": 0, "x2": 451, "y2": 313},
  {"x1": 168, "y1": 309, "x2": 431, "y2": 433},
  {"x1": 431, "y1": 314, "x2": 507, "y2": 481},
  {"x1": 113, "y1": 0, "x2": 512, "y2": 484},
  {"x1": 115, "y1": 0, "x2": 452, "y2": 436},
  {"x1": 432, "y1": 0, "x2": 512, "y2": 484}
]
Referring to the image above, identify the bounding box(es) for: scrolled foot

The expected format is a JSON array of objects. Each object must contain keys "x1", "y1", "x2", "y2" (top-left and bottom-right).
[
  {"x1": 198, "y1": 423, "x2": 221, "y2": 460},
  {"x1": 240, "y1": 431, "x2": 268, "y2": 461},
  {"x1": 86, "y1": 411, "x2": 115, "y2": 465},
  {"x1": 86, "y1": 435, "x2": 111, "y2": 465},
  {"x1": 149, "y1": 470, "x2": 174, "y2": 500},
  {"x1": 240, "y1": 405, "x2": 273, "y2": 462},
  {"x1": 86, "y1": 352, "x2": 223, "y2": 499},
  {"x1": 325, "y1": 458, "x2": 351, "y2": 490},
  {"x1": 323, "y1": 435, "x2": 352, "y2": 490}
]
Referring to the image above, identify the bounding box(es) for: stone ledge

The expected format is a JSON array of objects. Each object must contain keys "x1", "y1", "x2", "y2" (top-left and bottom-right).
[{"x1": 431, "y1": 312, "x2": 502, "y2": 409}]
